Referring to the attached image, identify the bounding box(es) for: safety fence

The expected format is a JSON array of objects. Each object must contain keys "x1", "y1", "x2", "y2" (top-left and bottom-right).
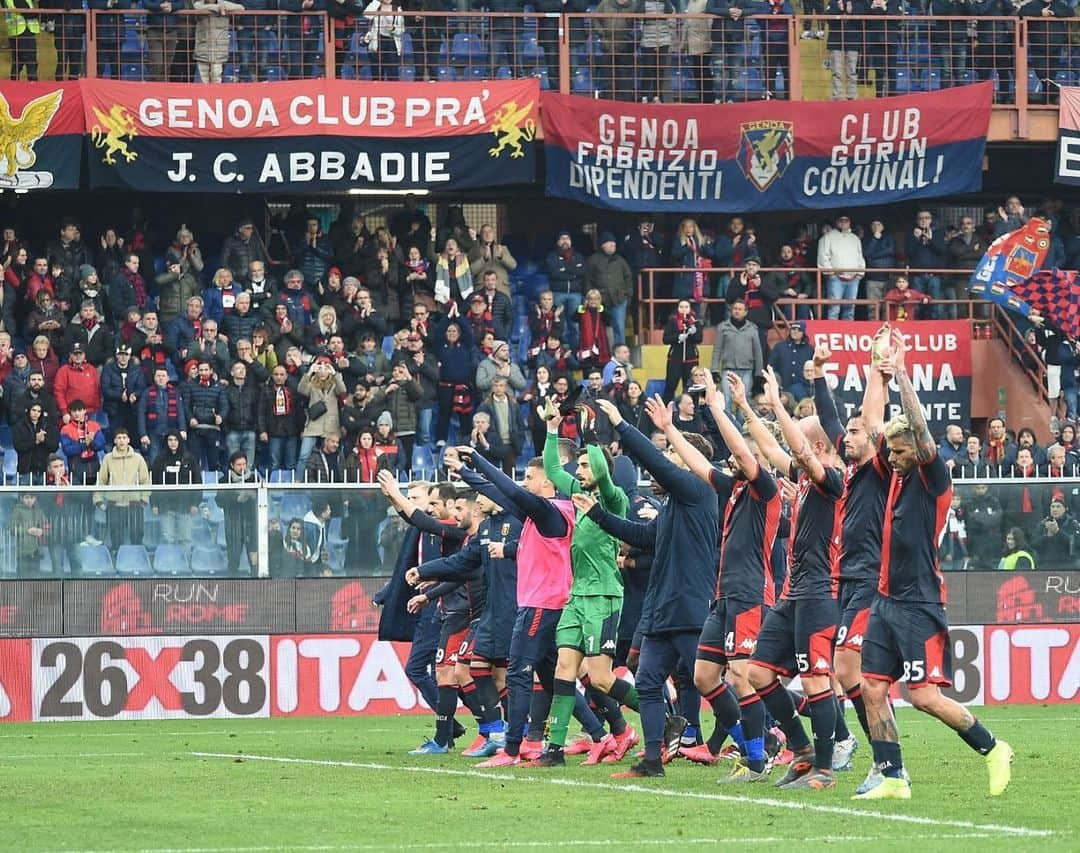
[
  {"x1": 2, "y1": 10, "x2": 1077, "y2": 109},
  {"x1": 0, "y1": 476, "x2": 1078, "y2": 580}
]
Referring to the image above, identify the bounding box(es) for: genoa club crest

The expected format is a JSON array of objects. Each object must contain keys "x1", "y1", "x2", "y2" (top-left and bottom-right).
[{"x1": 737, "y1": 120, "x2": 795, "y2": 192}]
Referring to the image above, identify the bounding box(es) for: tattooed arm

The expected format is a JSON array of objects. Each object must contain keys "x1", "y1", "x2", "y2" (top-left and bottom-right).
[{"x1": 889, "y1": 330, "x2": 936, "y2": 463}]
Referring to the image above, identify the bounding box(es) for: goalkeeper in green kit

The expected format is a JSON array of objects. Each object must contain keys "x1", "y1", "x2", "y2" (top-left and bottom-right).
[{"x1": 531, "y1": 406, "x2": 641, "y2": 767}]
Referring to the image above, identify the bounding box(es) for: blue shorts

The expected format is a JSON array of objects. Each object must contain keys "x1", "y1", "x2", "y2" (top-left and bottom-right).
[
  {"x1": 751, "y1": 597, "x2": 839, "y2": 678},
  {"x1": 861, "y1": 596, "x2": 952, "y2": 690}
]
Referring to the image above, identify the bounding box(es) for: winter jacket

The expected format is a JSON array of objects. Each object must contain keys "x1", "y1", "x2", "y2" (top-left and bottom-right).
[
  {"x1": 202, "y1": 284, "x2": 241, "y2": 325},
  {"x1": 663, "y1": 311, "x2": 703, "y2": 365},
  {"x1": 298, "y1": 371, "x2": 348, "y2": 438},
  {"x1": 54, "y1": 361, "x2": 102, "y2": 415},
  {"x1": 221, "y1": 308, "x2": 262, "y2": 352},
  {"x1": 61, "y1": 319, "x2": 114, "y2": 365},
  {"x1": 155, "y1": 266, "x2": 203, "y2": 328},
  {"x1": 220, "y1": 230, "x2": 270, "y2": 283},
  {"x1": 184, "y1": 378, "x2": 228, "y2": 427},
  {"x1": 12, "y1": 413, "x2": 60, "y2": 476},
  {"x1": 768, "y1": 337, "x2": 814, "y2": 392},
  {"x1": 60, "y1": 417, "x2": 107, "y2": 482},
  {"x1": 432, "y1": 317, "x2": 476, "y2": 385},
  {"x1": 585, "y1": 250, "x2": 634, "y2": 308},
  {"x1": 138, "y1": 382, "x2": 188, "y2": 440},
  {"x1": 587, "y1": 420, "x2": 719, "y2": 634},
  {"x1": 224, "y1": 380, "x2": 260, "y2": 432},
  {"x1": 292, "y1": 235, "x2": 335, "y2": 288},
  {"x1": 258, "y1": 381, "x2": 306, "y2": 438},
  {"x1": 475, "y1": 357, "x2": 526, "y2": 394},
  {"x1": 382, "y1": 379, "x2": 423, "y2": 435},
  {"x1": 150, "y1": 434, "x2": 203, "y2": 513},
  {"x1": 711, "y1": 318, "x2": 763, "y2": 374},
  {"x1": 544, "y1": 247, "x2": 586, "y2": 295},
  {"x1": 817, "y1": 229, "x2": 865, "y2": 275},
  {"x1": 862, "y1": 232, "x2": 896, "y2": 271},
  {"x1": 905, "y1": 227, "x2": 948, "y2": 271},
  {"x1": 100, "y1": 359, "x2": 146, "y2": 421},
  {"x1": 193, "y1": 0, "x2": 239, "y2": 64},
  {"x1": 95, "y1": 445, "x2": 151, "y2": 505}
]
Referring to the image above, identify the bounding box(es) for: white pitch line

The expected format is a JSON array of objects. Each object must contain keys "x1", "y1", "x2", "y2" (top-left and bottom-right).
[
  {"x1": 190, "y1": 752, "x2": 1051, "y2": 838},
  {"x1": 0, "y1": 751, "x2": 154, "y2": 760},
  {"x1": 0, "y1": 729, "x2": 333, "y2": 740},
  {"x1": 41, "y1": 833, "x2": 1003, "y2": 853}
]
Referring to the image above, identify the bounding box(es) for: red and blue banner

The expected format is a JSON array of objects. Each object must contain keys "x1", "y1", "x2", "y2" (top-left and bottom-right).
[
  {"x1": 966, "y1": 218, "x2": 1052, "y2": 321},
  {"x1": 81, "y1": 79, "x2": 539, "y2": 192},
  {"x1": 805, "y1": 320, "x2": 972, "y2": 433},
  {"x1": 1010, "y1": 269, "x2": 1080, "y2": 341},
  {"x1": 541, "y1": 83, "x2": 992, "y2": 212},
  {"x1": 0, "y1": 82, "x2": 84, "y2": 190}
]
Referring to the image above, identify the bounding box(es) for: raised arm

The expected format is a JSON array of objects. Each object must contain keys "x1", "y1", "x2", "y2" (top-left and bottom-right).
[
  {"x1": 810, "y1": 343, "x2": 845, "y2": 448},
  {"x1": 463, "y1": 447, "x2": 568, "y2": 538},
  {"x1": 702, "y1": 370, "x2": 760, "y2": 481},
  {"x1": 885, "y1": 329, "x2": 936, "y2": 463},
  {"x1": 417, "y1": 537, "x2": 483, "y2": 581},
  {"x1": 645, "y1": 392, "x2": 716, "y2": 484},
  {"x1": 456, "y1": 464, "x2": 525, "y2": 521},
  {"x1": 571, "y1": 492, "x2": 657, "y2": 551},
  {"x1": 764, "y1": 366, "x2": 828, "y2": 485},
  {"x1": 595, "y1": 398, "x2": 708, "y2": 504},
  {"x1": 542, "y1": 418, "x2": 579, "y2": 498},
  {"x1": 728, "y1": 370, "x2": 791, "y2": 476},
  {"x1": 860, "y1": 330, "x2": 891, "y2": 445}
]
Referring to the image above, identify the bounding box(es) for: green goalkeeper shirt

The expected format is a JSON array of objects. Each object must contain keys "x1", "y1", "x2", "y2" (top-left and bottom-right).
[{"x1": 543, "y1": 431, "x2": 629, "y2": 597}]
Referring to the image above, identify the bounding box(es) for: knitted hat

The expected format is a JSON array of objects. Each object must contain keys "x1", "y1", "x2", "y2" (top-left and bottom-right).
[{"x1": 377, "y1": 411, "x2": 393, "y2": 429}]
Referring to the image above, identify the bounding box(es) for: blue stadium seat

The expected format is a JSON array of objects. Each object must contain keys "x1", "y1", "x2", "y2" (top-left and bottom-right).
[
  {"x1": 1053, "y1": 70, "x2": 1075, "y2": 89},
  {"x1": 279, "y1": 493, "x2": 312, "y2": 523},
  {"x1": 774, "y1": 68, "x2": 786, "y2": 96},
  {"x1": 435, "y1": 65, "x2": 457, "y2": 82},
  {"x1": 530, "y1": 67, "x2": 551, "y2": 90},
  {"x1": 922, "y1": 69, "x2": 943, "y2": 91},
  {"x1": 451, "y1": 32, "x2": 486, "y2": 65},
  {"x1": 120, "y1": 62, "x2": 145, "y2": 81},
  {"x1": 116, "y1": 544, "x2": 153, "y2": 576},
  {"x1": 190, "y1": 545, "x2": 229, "y2": 576},
  {"x1": 670, "y1": 67, "x2": 698, "y2": 99},
  {"x1": 76, "y1": 543, "x2": 114, "y2": 576},
  {"x1": 521, "y1": 34, "x2": 545, "y2": 64},
  {"x1": 399, "y1": 64, "x2": 417, "y2": 81},
  {"x1": 412, "y1": 445, "x2": 436, "y2": 479},
  {"x1": 348, "y1": 31, "x2": 369, "y2": 57},
  {"x1": 572, "y1": 66, "x2": 595, "y2": 94},
  {"x1": 1028, "y1": 69, "x2": 1043, "y2": 95},
  {"x1": 154, "y1": 544, "x2": 190, "y2": 576},
  {"x1": 222, "y1": 63, "x2": 243, "y2": 83},
  {"x1": 263, "y1": 65, "x2": 286, "y2": 82},
  {"x1": 2, "y1": 448, "x2": 17, "y2": 483},
  {"x1": 400, "y1": 32, "x2": 414, "y2": 59},
  {"x1": 464, "y1": 65, "x2": 490, "y2": 81},
  {"x1": 893, "y1": 67, "x2": 913, "y2": 95},
  {"x1": 732, "y1": 67, "x2": 766, "y2": 100},
  {"x1": 958, "y1": 68, "x2": 978, "y2": 86},
  {"x1": 202, "y1": 470, "x2": 220, "y2": 485},
  {"x1": 644, "y1": 379, "x2": 666, "y2": 400},
  {"x1": 326, "y1": 516, "x2": 348, "y2": 571},
  {"x1": 496, "y1": 65, "x2": 513, "y2": 80},
  {"x1": 269, "y1": 469, "x2": 295, "y2": 484}
]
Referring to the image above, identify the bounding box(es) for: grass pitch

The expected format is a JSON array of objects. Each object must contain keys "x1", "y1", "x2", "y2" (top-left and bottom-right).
[{"x1": 0, "y1": 705, "x2": 1076, "y2": 853}]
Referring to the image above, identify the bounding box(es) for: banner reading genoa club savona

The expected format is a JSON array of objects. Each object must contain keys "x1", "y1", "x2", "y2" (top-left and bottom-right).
[
  {"x1": 542, "y1": 83, "x2": 992, "y2": 213},
  {"x1": 81, "y1": 78, "x2": 539, "y2": 192},
  {"x1": 805, "y1": 321, "x2": 972, "y2": 433},
  {"x1": 0, "y1": 82, "x2": 84, "y2": 190}
]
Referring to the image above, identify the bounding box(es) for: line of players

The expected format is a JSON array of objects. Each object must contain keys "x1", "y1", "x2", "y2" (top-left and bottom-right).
[{"x1": 376, "y1": 326, "x2": 1012, "y2": 797}]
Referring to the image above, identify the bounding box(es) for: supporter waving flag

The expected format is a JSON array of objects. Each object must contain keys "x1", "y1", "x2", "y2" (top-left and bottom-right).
[{"x1": 966, "y1": 217, "x2": 1051, "y2": 319}]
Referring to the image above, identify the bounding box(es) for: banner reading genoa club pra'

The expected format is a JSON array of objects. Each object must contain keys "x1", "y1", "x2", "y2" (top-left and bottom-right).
[
  {"x1": 805, "y1": 321, "x2": 971, "y2": 432},
  {"x1": 542, "y1": 83, "x2": 991, "y2": 213},
  {"x1": 0, "y1": 82, "x2": 83, "y2": 190},
  {"x1": 81, "y1": 79, "x2": 539, "y2": 192}
]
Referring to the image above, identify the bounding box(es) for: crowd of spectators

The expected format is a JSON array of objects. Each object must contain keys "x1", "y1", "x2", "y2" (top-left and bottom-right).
[
  {"x1": 0, "y1": 196, "x2": 1076, "y2": 576},
  {"x1": 7, "y1": 3, "x2": 1080, "y2": 104}
]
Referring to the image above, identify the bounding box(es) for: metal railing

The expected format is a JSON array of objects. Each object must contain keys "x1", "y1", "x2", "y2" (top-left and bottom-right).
[
  {"x1": 635, "y1": 263, "x2": 1055, "y2": 405},
  {"x1": 0, "y1": 10, "x2": 1076, "y2": 105}
]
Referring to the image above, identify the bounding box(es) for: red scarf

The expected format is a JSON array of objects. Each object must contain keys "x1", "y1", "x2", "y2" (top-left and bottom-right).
[
  {"x1": 273, "y1": 386, "x2": 292, "y2": 416},
  {"x1": 987, "y1": 438, "x2": 1008, "y2": 463},
  {"x1": 82, "y1": 317, "x2": 97, "y2": 331},
  {"x1": 124, "y1": 267, "x2": 147, "y2": 309},
  {"x1": 355, "y1": 445, "x2": 380, "y2": 482}
]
